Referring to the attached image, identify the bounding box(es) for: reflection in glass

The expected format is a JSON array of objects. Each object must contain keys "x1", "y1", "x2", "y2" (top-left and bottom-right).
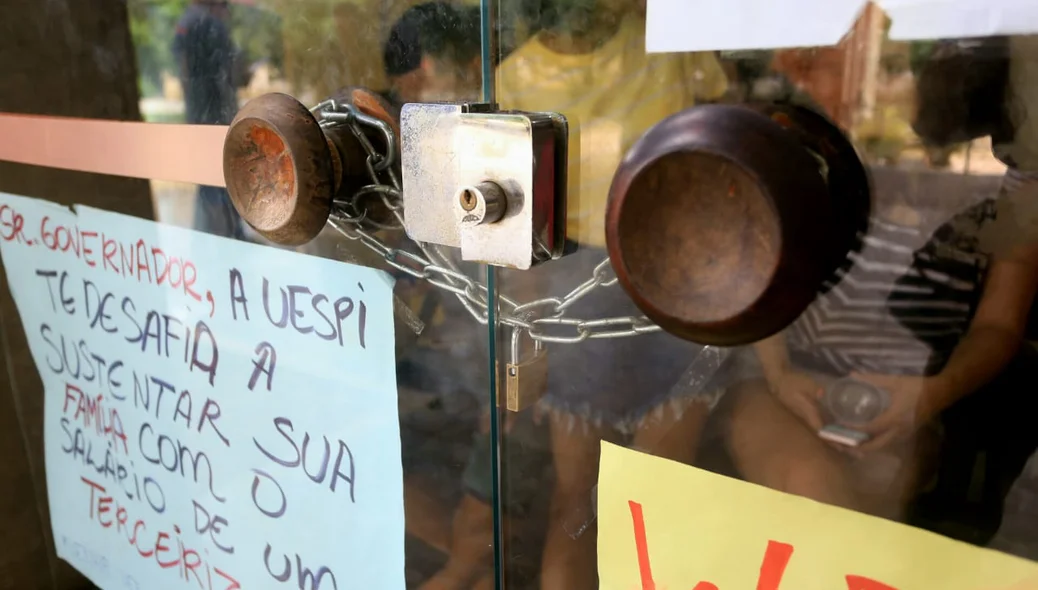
[
  {"x1": 7, "y1": 0, "x2": 1038, "y2": 587},
  {"x1": 479, "y1": 3, "x2": 1038, "y2": 588}
]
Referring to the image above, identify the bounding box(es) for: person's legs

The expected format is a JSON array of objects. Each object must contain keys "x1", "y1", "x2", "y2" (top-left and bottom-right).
[
  {"x1": 420, "y1": 409, "x2": 547, "y2": 590},
  {"x1": 850, "y1": 421, "x2": 941, "y2": 522},
  {"x1": 728, "y1": 379, "x2": 937, "y2": 520},
  {"x1": 539, "y1": 397, "x2": 711, "y2": 590},
  {"x1": 418, "y1": 493, "x2": 495, "y2": 590},
  {"x1": 726, "y1": 379, "x2": 862, "y2": 510},
  {"x1": 540, "y1": 415, "x2": 613, "y2": 590},
  {"x1": 631, "y1": 398, "x2": 712, "y2": 466},
  {"x1": 419, "y1": 421, "x2": 500, "y2": 590}
]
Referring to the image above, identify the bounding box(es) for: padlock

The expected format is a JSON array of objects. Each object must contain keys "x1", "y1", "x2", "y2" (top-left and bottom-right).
[{"x1": 501, "y1": 328, "x2": 548, "y2": 412}]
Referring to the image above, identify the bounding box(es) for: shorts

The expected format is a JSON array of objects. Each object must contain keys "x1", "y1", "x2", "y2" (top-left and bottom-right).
[{"x1": 500, "y1": 245, "x2": 729, "y2": 435}]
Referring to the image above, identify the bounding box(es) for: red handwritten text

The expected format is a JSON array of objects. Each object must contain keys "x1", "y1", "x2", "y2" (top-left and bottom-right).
[
  {"x1": 63, "y1": 383, "x2": 127, "y2": 454},
  {"x1": 82, "y1": 476, "x2": 240, "y2": 590},
  {"x1": 39, "y1": 215, "x2": 202, "y2": 300},
  {"x1": 0, "y1": 204, "x2": 29, "y2": 243},
  {"x1": 0, "y1": 202, "x2": 211, "y2": 313},
  {"x1": 627, "y1": 500, "x2": 898, "y2": 589}
]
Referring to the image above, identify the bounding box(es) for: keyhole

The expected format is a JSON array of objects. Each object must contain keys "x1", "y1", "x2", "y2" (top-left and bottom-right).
[{"x1": 459, "y1": 189, "x2": 478, "y2": 211}]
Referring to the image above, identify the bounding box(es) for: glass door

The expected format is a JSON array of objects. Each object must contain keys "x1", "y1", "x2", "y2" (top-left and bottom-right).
[
  {"x1": 0, "y1": 1, "x2": 500, "y2": 588},
  {"x1": 5, "y1": 1, "x2": 1038, "y2": 589},
  {"x1": 479, "y1": 1, "x2": 1038, "y2": 589}
]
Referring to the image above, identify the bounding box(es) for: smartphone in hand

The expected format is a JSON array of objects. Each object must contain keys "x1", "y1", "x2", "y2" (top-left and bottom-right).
[{"x1": 818, "y1": 424, "x2": 870, "y2": 447}]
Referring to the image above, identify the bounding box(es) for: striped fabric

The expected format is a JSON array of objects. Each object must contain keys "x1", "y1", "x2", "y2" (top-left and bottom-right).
[
  {"x1": 1003, "y1": 167, "x2": 1038, "y2": 195},
  {"x1": 787, "y1": 204, "x2": 993, "y2": 377}
]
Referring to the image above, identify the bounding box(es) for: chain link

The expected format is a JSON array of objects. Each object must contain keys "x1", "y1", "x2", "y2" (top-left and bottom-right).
[{"x1": 314, "y1": 101, "x2": 661, "y2": 345}]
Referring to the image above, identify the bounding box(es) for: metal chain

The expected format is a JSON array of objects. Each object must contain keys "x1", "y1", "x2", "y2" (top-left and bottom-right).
[{"x1": 312, "y1": 100, "x2": 661, "y2": 345}]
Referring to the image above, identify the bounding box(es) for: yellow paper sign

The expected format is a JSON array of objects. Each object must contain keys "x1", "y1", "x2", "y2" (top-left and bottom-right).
[{"x1": 598, "y1": 442, "x2": 1038, "y2": 590}]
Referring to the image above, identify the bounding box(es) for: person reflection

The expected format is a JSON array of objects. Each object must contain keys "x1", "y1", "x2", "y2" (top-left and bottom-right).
[
  {"x1": 493, "y1": 1, "x2": 728, "y2": 588},
  {"x1": 374, "y1": 6, "x2": 496, "y2": 589},
  {"x1": 382, "y1": 2, "x2": 482, "y2": 106},
  {"x1": 173, "y1": 0, "x2": 251, "y2": 239},
  {"x1": 726, "y1": 153, "x2": 1038, "y2": 522},
  {"x1": 975, "y1": 34, "x2": 1038, "y2": 555}
]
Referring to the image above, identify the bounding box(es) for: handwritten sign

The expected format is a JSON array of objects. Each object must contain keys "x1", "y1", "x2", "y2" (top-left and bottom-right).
[
  {"x1": 598, "y1": 442, "x2": 1038, "y2": 590},
  {"x1": 0, "y1": 193, "x2": 404, "y2": 589}
]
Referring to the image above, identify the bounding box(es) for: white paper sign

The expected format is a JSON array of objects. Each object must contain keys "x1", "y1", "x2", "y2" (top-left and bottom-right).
[
  {"x1": 646, "y1": 0, "x2": 1038, "y2": 54},
  {"x1": 879, "y1": 0, "x2": 1038, "y2": 40},
  {"x1": 0, "y1": 193, "x2": 403, "y2": 590},
  {"x1": 646, "y1": 0, "x2": 866, "y2": 53}
]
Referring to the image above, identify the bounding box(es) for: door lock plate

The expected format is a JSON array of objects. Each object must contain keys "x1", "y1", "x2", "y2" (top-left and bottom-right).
[{"x1": 401, "y1": 103, "x2": 568, "y2": 269}]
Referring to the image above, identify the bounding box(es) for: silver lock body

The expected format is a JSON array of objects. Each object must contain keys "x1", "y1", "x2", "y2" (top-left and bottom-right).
[{"x1": 400, "y1": 102, "x2": 568, "y2": 269}]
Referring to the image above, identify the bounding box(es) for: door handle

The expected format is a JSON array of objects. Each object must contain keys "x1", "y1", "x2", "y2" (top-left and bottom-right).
[
  {"x1": 222, "y1": 93, "x2": 567, "y2": 270},
  {"x1": 605, "y1": 103, "x2": 870, "y2": 346},
  {"x1": 222, "y1": 89, "x2": 399, "y2": 245}
]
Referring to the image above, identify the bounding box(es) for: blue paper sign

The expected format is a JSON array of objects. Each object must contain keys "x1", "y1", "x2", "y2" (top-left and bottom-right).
[{"x1": 0, "y1": 193, "x2": 403, "y2": 590}]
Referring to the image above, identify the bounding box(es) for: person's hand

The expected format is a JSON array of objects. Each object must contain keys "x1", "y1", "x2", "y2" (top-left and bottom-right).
[
  {"x1": 847, "y1": 372, "x2": 944, "y2": 453},
  {"x1": 768, "y1": 371, "x2": 825, "y2": 431}
]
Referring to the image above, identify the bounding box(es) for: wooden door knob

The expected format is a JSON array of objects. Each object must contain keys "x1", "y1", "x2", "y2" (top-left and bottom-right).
[
  {"x1": 605, "y1": 104, "x2": 870, "y2": 346},
  {"x1": 223, "y1": 92, "x2": 333, "y2": 245},
  {"x1": 223, "y1": 89, "x2": 401, "y2": 245}
]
